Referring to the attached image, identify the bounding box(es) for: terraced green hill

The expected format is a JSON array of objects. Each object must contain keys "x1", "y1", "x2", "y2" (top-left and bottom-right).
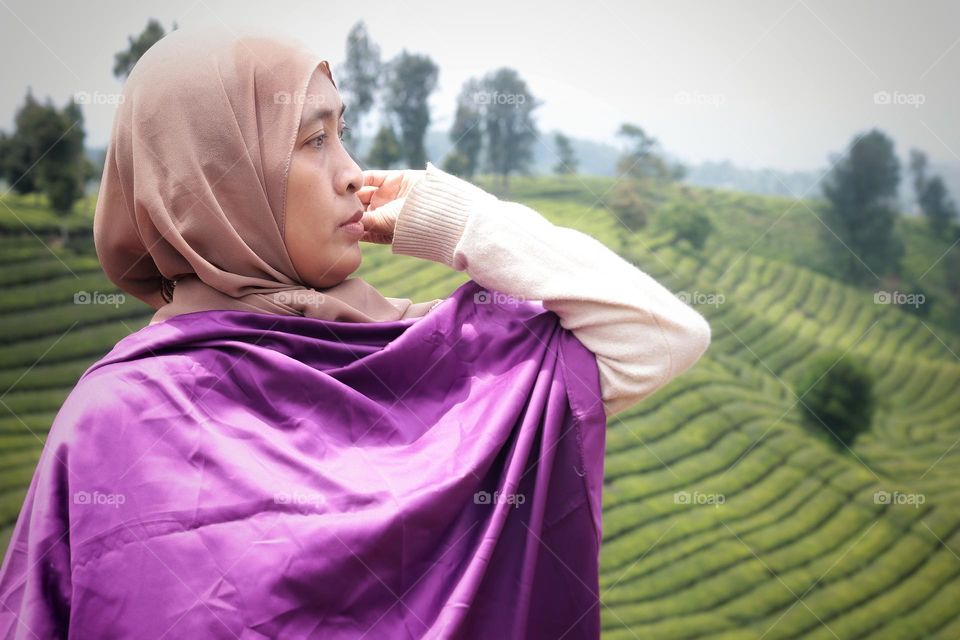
[{"x1": 1, "y1": 178, "x2": 958, "y2": 639}]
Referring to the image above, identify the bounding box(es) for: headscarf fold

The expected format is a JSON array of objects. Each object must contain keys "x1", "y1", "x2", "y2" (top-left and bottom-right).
[{"x1": 93, "y1": 26, "x2": 440, "y2": 325}]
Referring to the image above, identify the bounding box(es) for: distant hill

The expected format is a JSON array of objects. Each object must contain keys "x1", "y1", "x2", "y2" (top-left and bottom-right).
[
  {"x1": 86, "y1": 132, "x2": 960, "y2": 213},
  {"x1": 682, "y1": 158, "x2": 960, "y2": 218}
]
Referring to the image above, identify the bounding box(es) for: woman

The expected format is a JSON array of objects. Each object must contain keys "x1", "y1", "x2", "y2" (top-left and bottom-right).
[{"x1": 0, "y1": 26, "x2": 710, "y2": 639}]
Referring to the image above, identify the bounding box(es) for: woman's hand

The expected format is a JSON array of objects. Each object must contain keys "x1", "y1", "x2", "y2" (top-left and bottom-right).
[
  {"x1": 357, "y1": 169, "x2": 425, "y2": 245},
  {"x1": 360, "y1": 169, "x2": 425, "y2": 210},
  {"x1": 358, "y1": 197, "x2": 405, "y2": 245}
]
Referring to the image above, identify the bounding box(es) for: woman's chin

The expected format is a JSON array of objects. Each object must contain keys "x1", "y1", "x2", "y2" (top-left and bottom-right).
[{"x1": 309, "y1": 253, "x2": 362, "y2": 289}]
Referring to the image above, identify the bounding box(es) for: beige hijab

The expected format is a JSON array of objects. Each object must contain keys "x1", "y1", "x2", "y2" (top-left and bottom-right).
[{"x1": 94, "y1": 26, "x2": 440, "y2": 326}]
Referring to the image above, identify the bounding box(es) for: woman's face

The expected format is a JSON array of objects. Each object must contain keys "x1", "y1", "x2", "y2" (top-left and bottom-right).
[{"x1": 284, "y1": 68, "x2": 365, "y2": 290}]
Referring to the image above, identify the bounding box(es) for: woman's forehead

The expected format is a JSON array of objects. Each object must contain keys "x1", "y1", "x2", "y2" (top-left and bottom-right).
[{"x1": 298, "y1": 73, "x2": 343, "y2": 126}]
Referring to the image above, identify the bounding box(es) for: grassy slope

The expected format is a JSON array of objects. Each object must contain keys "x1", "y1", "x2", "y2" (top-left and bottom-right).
[{"x1": 0, "y1": 179, "x2": 958, "y2": 639}]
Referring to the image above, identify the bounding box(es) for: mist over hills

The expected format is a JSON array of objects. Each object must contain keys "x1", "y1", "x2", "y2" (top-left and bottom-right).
[{"x1": 83, "y1": 130, "x2": 960, "y2": 215}]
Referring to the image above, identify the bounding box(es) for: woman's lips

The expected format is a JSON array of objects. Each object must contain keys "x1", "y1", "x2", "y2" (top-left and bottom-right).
[
  {"x1": 338, "y1": 210, "x2": 365, "y2": 238},
  {"x1": 340, "y1": 209, "x2": 363, "y2": 226},
  {"x1": 338, "y1": 220, "x2": 364, "y2": 238}
]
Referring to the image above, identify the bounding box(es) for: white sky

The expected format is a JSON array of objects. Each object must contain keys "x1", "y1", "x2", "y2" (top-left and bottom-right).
[{"x1": 1, "y1": 0, "x2": 958, "y2": 171}]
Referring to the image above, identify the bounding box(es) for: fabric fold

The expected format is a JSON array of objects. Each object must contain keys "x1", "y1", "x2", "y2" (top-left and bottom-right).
[{"x1": 0, "y1": 279, "x2": 606, "y2": 639}]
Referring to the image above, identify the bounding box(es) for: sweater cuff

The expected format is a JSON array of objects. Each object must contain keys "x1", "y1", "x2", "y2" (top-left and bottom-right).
[{"x1": 391, "y1": 162, "x2": 495, "y2": 268}]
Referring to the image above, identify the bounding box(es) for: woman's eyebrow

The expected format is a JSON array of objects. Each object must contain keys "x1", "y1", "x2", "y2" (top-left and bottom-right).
[{"x1": 301, "y1": 103, "x2": 347, "y2": 126}]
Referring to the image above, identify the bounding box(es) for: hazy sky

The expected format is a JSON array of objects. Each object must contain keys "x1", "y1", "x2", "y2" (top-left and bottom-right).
[{"x1": 1, "y1": 0, "x2": 958, "y2": 171}]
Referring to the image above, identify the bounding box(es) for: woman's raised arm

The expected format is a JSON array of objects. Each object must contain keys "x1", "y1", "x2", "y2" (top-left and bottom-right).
[{"x1": 385, "y1": 162, "x2": 712, "y2": 418}]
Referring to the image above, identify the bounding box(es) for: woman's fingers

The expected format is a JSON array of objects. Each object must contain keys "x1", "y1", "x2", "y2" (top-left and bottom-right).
[
  {"x1": 360, "y1": 230, "x2": 393, "y2": 245},
  {"x1": 359, "y1": 198, "x2": 406, "y2": 245},
  {"x1": 360, "y1": 170, "x2": 424, "y2": 215},
  {"x1": 361, "y1": 171, "x2": 401, "y2": 207},
  {"x1": 357, "y1": 185, "x2": 378, "y2": 210},
  {"x1": 359, "y1": 208, "x2": 392, "y2": 244},
  {"x1": 357, "y1": 185, "x2": 378, "y2": 199},
  {"x1": 361, "y1": 170, "x2": 393, "y2": 188}
]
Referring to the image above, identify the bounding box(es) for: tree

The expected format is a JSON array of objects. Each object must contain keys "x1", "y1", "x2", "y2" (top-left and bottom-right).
[
  {"x1": 606, "y1": 122, "x2": 682, "y2": 233},
  {"x1": 113, "y1": 19, "x2": 175, "y2": 80},
  {"x1": 918, "y1": 176, "x2": 958, "y2": 236},
  {"x1": 909, "y1": 149, "x2": 957, "y2": 236},
  {"x1": 795, "y1": 349, "x2": 876, "y2": 449},
  {"x1": 41, "y1": 98, "x2": 94, "y2": 215},
  {"x1": 652, "y1": 200, "x2": 713, "y2": 250},
  {"x1": 365, "y1": 123, "x2": 402, "y2": 169},
  {"x1": 909, "y1": 148, "x2": 928, "y2": 208},
  {"x1": 478, "y1": 68, "x2": 540, "y2": 189},
  {"x1": 820, "y1": 129, "x2": 904, "y2": 285},
  {"x1": 553, "y1": 132, "x2": 577, "y2": 175},
  {"x1": 442, "y1": 79, "x2": 484, "y2": 178},
  {"x1": 2, "y1": 90, "x2": 50, "y2": 195},
  {"x1": 615, "y1": 123, "x2": 672, "y2": 180},
  {"x1": 336, "y1": 21, "x2": 381, "y2": 148},
  {"x1": 0, "y1": 90, "x2": 93, "y2": 217},
  {"x1": 382, "y1": 51, "x2": 439, "y2": 168},
  {"x1": 0, "y1": 132, "x2": 7, "y2": 189}
]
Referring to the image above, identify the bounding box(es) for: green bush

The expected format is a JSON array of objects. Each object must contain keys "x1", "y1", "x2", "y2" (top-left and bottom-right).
[
  {"x1": 652, "y1": 199, "x2": 714, "y2": 250},
  {"x1": 794, "y1": 348, "x2": 876, "y2": 448}
]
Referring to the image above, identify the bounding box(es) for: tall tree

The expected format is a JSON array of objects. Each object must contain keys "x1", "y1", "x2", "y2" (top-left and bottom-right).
[
  {"x1": 382, "y1": 51, "x2": 438, "y2": 168},
  {"x1": 0, "y1": 132, "x2": 8, "y2": 189},
  {"x1": 0, "y1": 90, "x2": 93, "y2": 215},
  {"x1": 615, "y1": 123, "x2": 671, "y2": 180},
  {"x1": 113, "y1": 18, "x2": 175, "y2": 80},
  {"x1": 365, "y1": 123, "x2": 402, "y2": 169},
  {"x1": 918, "y1": 176, "x2": 958, "y2": 236},
  {"x1": 336, "y1": 21, "x2": 382, "y2": 148},
  {"x1": 41, "y1": 98, "x2": 94, "y2": 214},
  {"x1": 442, "y1": 78, "x2": 483, "y2": 178},
  {"x1": 606, "y1": 123, "x2": 683, "y2": 232},
  {"x1": 820, "y1": 129, "x2": 904, "y2": 284},
  {"x1": 909, "y1": 149, "x2": 957, "y2": 236},
  {"x1": 479, "y1": 68, "x2": 540, "y2": 189},
  {"x1": 2, "y1": 89, "x2": 48, "y2": 195},
  {"x1": 909, "y1": 148, "x2": 928, "y2": 210},
  {"x1": 553, "y1": 132, "x2": 577, "y2": 175}
]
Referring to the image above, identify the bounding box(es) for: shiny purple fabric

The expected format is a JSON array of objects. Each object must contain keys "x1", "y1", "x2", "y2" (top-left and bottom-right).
[{"x1": 0, "y1": 280, "x2": 606, "y2": 639}]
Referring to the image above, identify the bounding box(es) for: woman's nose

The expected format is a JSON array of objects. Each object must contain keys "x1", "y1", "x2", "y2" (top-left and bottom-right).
[{"x1": 340, "y1": 150, "x2": 364, "y2": 195}]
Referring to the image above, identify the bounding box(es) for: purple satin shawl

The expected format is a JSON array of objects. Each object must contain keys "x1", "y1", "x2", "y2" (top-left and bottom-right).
[{"x1": 0, "y1": 280, "x2": 606, "y2": 639}]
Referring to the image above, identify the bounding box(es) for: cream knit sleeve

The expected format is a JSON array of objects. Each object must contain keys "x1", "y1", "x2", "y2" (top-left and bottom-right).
[{"x1": 384, "y1": 162, "x2": 712, "y2": 418}]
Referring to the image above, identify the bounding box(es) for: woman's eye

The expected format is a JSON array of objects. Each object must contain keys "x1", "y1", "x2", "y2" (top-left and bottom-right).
[{"x1": 309, "y1": 125, "x2": 350, "y2": 150}]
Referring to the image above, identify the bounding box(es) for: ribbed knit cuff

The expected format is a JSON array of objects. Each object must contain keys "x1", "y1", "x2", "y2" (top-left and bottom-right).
[{"x1": 390, "y1": 162, "x2": 495, "y2": 268}]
